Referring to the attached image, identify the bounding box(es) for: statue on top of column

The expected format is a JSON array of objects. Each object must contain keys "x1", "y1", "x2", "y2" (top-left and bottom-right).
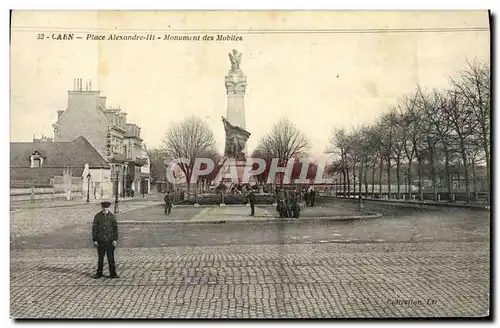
[{"x1": 228, "y1": 49, "x2": 242, "y2": 72}]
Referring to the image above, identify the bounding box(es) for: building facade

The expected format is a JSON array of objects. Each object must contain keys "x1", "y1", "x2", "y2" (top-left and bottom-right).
[
  {"x1": 10, "y1": 136, "x2": 112, "y2": 200},
  {"x1": 52, "y1": 78, "x2": 150, "y2": 196}
]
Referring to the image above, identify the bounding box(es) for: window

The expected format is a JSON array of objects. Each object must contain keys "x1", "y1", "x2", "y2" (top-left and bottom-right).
[
  {"x1": 30, "y1": 150, "x2": 44, "y2": 168},
  {"x1": 33, "y1": 158, "x2": 41, "y2": 168}
]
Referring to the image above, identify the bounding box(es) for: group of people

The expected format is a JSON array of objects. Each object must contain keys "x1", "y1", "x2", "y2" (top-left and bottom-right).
[{"x1": 275, "y1": 188, "x2": 301, "y2": 219}]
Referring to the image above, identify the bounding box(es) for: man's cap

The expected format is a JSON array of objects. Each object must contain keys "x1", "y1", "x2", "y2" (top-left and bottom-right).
[{"x1": 100, "y1": 201, "x2": 111, "y2": 208}]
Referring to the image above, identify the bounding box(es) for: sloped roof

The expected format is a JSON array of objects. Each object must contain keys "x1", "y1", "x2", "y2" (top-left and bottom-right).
[{"x1": 10, "y1": 136, "x2": 109, "y2": 169}]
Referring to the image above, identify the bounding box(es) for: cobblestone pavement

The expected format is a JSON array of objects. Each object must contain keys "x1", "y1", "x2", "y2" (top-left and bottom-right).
[
  {"x1": 11, "y1": 242, "x2": 489, "y2": 318},
  {"x1": 10, "y1": 199, "x2": 491, "y2": 318},
  {"x1": 10, "y1": 201, "x2": 164, "y2": 239}
]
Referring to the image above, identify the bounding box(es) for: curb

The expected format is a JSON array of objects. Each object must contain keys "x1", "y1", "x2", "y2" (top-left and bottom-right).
[{"x1": 118, "y1": 211, "x2": 382, "y2": 225}]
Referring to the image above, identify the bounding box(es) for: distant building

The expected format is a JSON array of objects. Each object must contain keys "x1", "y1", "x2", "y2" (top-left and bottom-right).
[
  {"x1": 52, "y1": 78, "x2": 150, "y2": 195},
  {"x1": 32, "y1": 134, "x2": 53, "y2": 143},
  {"x1": 10, "y1": 136, "x2": 112, "y2": 199}
]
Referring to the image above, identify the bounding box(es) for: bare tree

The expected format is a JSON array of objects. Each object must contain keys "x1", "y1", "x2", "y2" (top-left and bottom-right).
[
  {"x1": 379, "y1": 109, "x2": 400, "y2": 199},
  {"x1": 258, "y1": 118, "x2": 311, "y2": 162},
  {"x1": 452, "y1": 59, "x2": 491, "y2": 192},
  {"x1": 258, "y1": 118, "x2": 311, "y2": 185},
  {"x1": 416, "y1": 86, "x2": 442, "y2": 201},
  {"x1": 444, "y1": 88, "x2": 477, "y2": 202},
  {"x1": 326, "y1": 128, "x2": 350, "y2": 196},
  {"x1": 160, "y1": 116, "x2": 216, "y2": 195},
  {"x1": 399, "y1": 92, "x2": 426, "y2": 200},
  {"x1": 363, "y1": 124, "x2": 382, "y2": 198},
  {"x1": 428, "y1": 89, "x2": 455, "y2": 201}
]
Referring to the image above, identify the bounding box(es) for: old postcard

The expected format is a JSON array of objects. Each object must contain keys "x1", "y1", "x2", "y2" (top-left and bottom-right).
[{"x1": 10, "y1": 10, "x2": 491, "y2": 319}]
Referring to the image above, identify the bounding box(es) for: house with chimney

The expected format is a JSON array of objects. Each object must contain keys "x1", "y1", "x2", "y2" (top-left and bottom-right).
[
  {"x1": 10, "y1": 136, "x2": 112, "y2": 201},
  {"x1": 52, "y1": 78, "x2": 150, "y2": 196}
]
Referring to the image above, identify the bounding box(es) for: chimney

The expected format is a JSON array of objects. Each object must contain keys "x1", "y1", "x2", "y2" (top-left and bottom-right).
[
  {"x1": 99, "y1": 96, "x2": 107, "y2": 108},
  {"x1": 79, "y1": 78, "x2": 82, "y2": 91},
  {"x1": 57, "y1": 110, "x2": 64, "y2": 119}
]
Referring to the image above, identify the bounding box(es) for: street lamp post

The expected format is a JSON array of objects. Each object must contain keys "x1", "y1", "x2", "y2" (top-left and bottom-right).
[
  {"x1": 122, "y1": 163, "x2": 127, "y2": 198},
  {"x1": 114, "y1": 169, "x2": 120, "y2": 213},
  {"x1": 142, "y1": 178, "x2": 145, "y2": 198},
  {"x1": 86, "y1": 173, "x2": 91, "y2": 203}
]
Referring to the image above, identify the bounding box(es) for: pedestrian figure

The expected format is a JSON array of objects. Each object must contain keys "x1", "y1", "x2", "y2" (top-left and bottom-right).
[
  {"x1": 92, "y1": 201, "x2": 119, "y2": 279},
  {"x1": 276, "y1": 188, "x2": 286, "y2": 218},
  {"x1": 310, "y1": 187, "x2": 316, "y2": 207},
  {"x1": 304, "y1": 187, "x2": 309, "y2": 207},
  {"x1": 248, "y1": 190, "x2": 256, "y2": 216},
  {"x1": 164, "y1": 191, "x2": 172, "y2": 215}
]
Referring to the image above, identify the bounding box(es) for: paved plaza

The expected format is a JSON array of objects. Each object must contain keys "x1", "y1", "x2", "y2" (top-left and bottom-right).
[{"x1": 10, "y1": 199, "x2": 491, "y2": 319}]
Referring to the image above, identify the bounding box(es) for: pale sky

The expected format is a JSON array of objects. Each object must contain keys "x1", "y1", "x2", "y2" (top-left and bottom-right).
[{"x1": 10, "y1": 11, "x2": 490, "y2": 158}]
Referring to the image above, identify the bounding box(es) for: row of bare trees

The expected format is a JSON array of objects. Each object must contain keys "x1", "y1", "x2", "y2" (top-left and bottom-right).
[{"x1": 327, "y1": 59, "x2": 490, "y2": 202}]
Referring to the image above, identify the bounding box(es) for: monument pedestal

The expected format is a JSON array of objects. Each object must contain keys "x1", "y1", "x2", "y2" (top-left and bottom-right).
[{"x1": 222, "y1": 157, "x2": 248, "y2": 188}]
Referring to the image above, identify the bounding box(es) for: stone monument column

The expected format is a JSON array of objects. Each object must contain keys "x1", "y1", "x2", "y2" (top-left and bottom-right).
[
  {"x1": 221, "y1": 50, "x2": 251, "y2": 187},
  {"x1": 225, "y1": 49, "x2": 248, "y2": 155}
]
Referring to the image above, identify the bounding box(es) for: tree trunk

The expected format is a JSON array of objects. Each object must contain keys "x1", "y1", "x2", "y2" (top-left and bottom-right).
[
  {"x1": 459, "y1": 141, "x2": 471, "y2": 202},
  {"x1": 378, "y1": 158, "x2": 383, "y2": 198},
  {"x1": 429, "y1": 147, "x2": 437, "y2": 202},
  {"x1": 396, "y1": 159, "x2": 401, "y2": 199},
  {"x1": 407, "y1": 162, "x2": 412, "y2": 200},
  {"x1": 386, "y1": 157, "x2": 391, "y2": 199},
  {"x1": 194, "y1": 181, "x2": 199, "y2": 204},
  {"x1": 371, "y1": 161, "x2": 376, "y2": 198},
  {"x1": 342, "y1": 169, "x2": 347, "y2": 197},
  {"x1": 346, "y1": 167, "x2": 350, "y2": 197},
  {"x1": 444, "y1": 145, "x2": 452, "y2": 201},
  {"x1": 358, "y1": 157, "x2": 363, "y2": 199},
  {"x1": 417, "y1": 157, "x2": 423, "y2": 201},
  {"x1": 481, "y1": 125, "x2": 490, "y2": 194},
  {"x1": 352, "y1": 164, "x2": 357, "y2": 197},
  {"x1": 472, "y1": 158, "x2": 477, "y2": 201},
  {"x1": 364, "y1": 162, "x2": 369, "y2": 197}
]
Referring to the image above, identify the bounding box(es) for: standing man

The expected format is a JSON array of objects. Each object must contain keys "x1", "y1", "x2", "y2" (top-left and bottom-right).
[
  {"x1": 164, "y1": 191, "x2": 172, "y2": 215},
  {"x1": 248, "y1": 190, "x2": 256, "y2": 216},
  {"x1": 92, "y1": 201, "x2": 119, "y2": 279},
  {"x1": 310, "y1": 187, "x2": 316, "y2": 207}
]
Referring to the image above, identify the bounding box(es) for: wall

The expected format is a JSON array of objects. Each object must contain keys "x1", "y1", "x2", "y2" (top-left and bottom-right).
[{"x1": 81, "y1": 168, "x2": 113, "y2": 199}]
